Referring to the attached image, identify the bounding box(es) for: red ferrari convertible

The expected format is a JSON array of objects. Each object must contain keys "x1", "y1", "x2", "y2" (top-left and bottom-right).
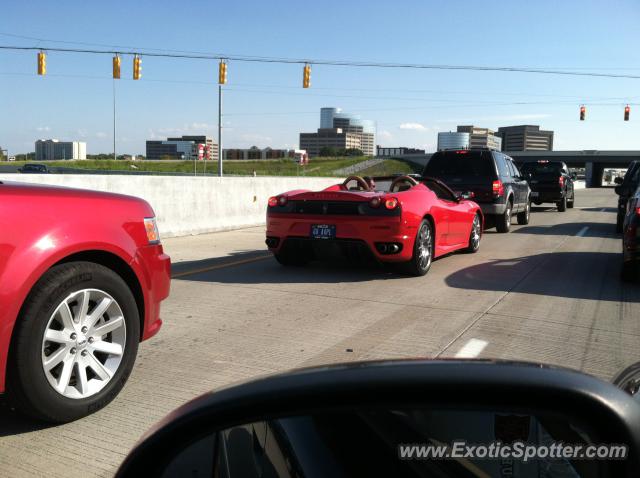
[{"x1": 266, "y1": 175, "x2": 483, "y2": 276}]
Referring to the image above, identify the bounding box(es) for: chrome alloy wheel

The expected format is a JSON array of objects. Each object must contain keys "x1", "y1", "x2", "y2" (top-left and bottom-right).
[
  {"x1": 470, "y1": 215, "x2": 481, "y2": 249},
  {"x1": 417, "y1": 222, "x2": 433, "y2": 270},
  {"x1": 41, "y1": 289, "x2": 126, "y2": 399}
]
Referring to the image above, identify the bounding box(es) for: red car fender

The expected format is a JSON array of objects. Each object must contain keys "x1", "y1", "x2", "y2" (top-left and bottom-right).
[{"x1": 0, "y1": 231, "x2": 145, "y2": 393}]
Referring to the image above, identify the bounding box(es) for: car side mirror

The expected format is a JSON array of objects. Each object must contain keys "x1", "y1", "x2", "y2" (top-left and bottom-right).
[
  {"x1": 615, "y1": 177, "x2": 624, "y2": 185},
  {"x1": 571, "y1": 172, "x2": 578, "y2": 180},
  {"x1": 116, "y1": 360, "x2": 640, "y2": 477}
]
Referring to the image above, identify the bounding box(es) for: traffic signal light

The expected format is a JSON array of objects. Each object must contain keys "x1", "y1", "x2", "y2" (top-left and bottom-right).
[
  {"x1": 624, "y1": 104, "x2": 630, "y2": 121},
  {"x1": 113, "y1": 55, "x2": 121, "y2": 79},
  {"x1": 37, "y1": 51, "x2": 46, "y2": 76},
  {"x1": 579, "y1": 105, "x2": 586, "y2": 121},
  {"x1": 218, "y1": 60, "x2": 227, "y2": 84},
  {"x1": 303, "y1": 64, "x2": 311, "y2": 88},
  {"x1": 133, "y1": 55, "x2": 142, "y2": 80}
]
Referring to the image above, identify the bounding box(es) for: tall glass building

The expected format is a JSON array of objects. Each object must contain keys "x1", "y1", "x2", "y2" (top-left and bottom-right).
[{"x1": 318, "y1": 107, "x2": 376, "y2": 155}]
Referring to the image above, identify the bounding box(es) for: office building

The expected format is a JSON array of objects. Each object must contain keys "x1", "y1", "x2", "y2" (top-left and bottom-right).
[
  {"x1": 497, "y1": 125, "x2": 554, "y2": 151},
  {"x1": 299, "y1": 128, "x2": 363, "y2": 157},
  {"x1": 437, "y1": 132, "x2": 471, "y2": 151},
  {"x1": 145, "y1": 135, "x2": 219, "y2": 160},
  {"x1": 377, "y1": 146, "x2": 426, "y2": 157},
  {"x1": 456, "y1": 126, "x2": 502, "y2": 151},
  {"x1": 223, "y1": 147, "x2": 297, "y2": 160},
  {"x1": 35, "y1": 139, "x2": 87, "y2": 160},
  {"x1": 314, "y1": 107, "x2": 376, "y2": 156}
]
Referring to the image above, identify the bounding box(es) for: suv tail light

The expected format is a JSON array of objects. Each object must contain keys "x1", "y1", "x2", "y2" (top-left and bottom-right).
[
  {"x1": 636, "y1": 207, "x2": 640, "y2": 216},
  {"x1": 492, "y1": 180, "x2": 504, "y2": 197},
  {"x1": 559, "y1": 176, "x2": 565, "y2": 188}
]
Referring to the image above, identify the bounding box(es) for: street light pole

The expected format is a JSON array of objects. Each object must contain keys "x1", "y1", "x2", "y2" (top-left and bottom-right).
[
  {"x1": 218, "y1": 84, "x2": 223, "y2": 177},
  {"x1": 113, "y1": 79, "x2": 117, "y2": 161}
]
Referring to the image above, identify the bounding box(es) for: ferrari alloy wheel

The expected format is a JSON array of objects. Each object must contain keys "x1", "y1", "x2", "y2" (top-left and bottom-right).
[
  {"x1": 466, "y1": 214, "x2": 481, "y2": 253},
  {"x1": 402, "y1": 219, "x2": 433, "y2": 276},
  {"x1": 7, "y1": 261, "x2": 139, "y2": 423}
]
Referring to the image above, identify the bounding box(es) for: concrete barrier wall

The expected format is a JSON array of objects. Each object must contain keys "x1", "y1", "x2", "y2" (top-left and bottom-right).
[{"x1": 0, "y1": 174, "x2": 338, "y2": 237}]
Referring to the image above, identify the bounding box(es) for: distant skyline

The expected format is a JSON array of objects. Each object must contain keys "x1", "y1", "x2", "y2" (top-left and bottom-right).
[{"x1": 2, "y1": 0, "x2": 640, "y2": 155}]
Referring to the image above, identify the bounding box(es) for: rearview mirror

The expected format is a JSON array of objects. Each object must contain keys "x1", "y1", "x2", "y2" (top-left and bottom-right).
[{"x1": 116, "y1": 360, "x2": 640, "y2": 477}]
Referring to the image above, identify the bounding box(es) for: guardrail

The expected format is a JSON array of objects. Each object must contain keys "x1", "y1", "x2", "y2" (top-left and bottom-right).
[{"x1": 0, "y1": 174, "x2": 338, "y2": 237}]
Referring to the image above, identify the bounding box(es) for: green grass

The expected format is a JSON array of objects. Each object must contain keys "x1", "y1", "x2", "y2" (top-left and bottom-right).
[
  {"x1": 7, "y1": 157, "x2": 422, "y2": 177},
  {"x1": 9, "y1": 157, "x2": 373, "y2": 177},
  {"x1": 358, "y1": 159, "x2": 422, "y2": 176}
]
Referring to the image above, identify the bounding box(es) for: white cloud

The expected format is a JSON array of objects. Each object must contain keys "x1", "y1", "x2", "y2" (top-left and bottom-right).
[
  {"x1": 399, "y1": 122, "x2": 428, "y2": 131},
  {"x1": 95, "y1": 132, "x2": 107, "y2": 138},
  {"x1": 36, "y1": 126, "x2": 51, "y2": 132}
]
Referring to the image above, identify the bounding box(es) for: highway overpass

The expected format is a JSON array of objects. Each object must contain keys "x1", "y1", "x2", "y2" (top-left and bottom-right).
[{"x1": 385, "y1": 150, "x2": 640, "y2": 187}]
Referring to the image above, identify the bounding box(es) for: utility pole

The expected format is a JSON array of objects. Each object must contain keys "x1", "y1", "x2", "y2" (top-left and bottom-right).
[
  {"x1": 218, "y1": 84, "x2": 223, "y2": 177},
  {"x1": 113, "y1": 79, "x2": 117, "y2": 161}
]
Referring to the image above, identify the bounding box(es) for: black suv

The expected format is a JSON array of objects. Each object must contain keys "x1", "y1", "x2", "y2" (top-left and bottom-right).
[
  {"x1": 422, "y1": 149, "x2": 531, "y2": 233},
  {"x1": 519, "y1": 160, "x2": 575, "y2": 212},
  {"x1": 621, "y1": 183, "x2": 640, "y2": 281},
  {"x1": 615, "y1": 160, "x2": 640, "y2": 233}
]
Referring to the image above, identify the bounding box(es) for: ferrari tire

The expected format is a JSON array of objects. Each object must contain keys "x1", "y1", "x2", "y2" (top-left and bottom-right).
[
  {"x1": 401, "y1": 219, "x2": 433, "y2": 276},
  {"x1": 465, "y1": 213, "x2": 482, "y2": 253}
]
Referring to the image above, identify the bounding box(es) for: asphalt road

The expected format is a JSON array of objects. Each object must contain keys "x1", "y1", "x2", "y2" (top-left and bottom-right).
[{"x1": 1, "y1": 187, "x2": 639, "y2": 477}]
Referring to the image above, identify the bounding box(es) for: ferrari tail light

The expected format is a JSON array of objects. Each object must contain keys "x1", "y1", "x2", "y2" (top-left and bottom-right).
[
  {"x1": 278, "y1": 196, "x2": 288, "y2": 206},
  {"x1": 369, "y1": 197, "x2": 381, "y2": 208},
  {"x1": 268, "y1": 196, "x2": 278, "y2": 207},
  {"x1": 492, "y1": 180, "x2": 504, "y2": 197},
  {"x1": 384, "y1": 197, "x2": 399, "y2": 210},
  {"x1": 559, "y1": 176, "x2": 565, "y2": 188}
]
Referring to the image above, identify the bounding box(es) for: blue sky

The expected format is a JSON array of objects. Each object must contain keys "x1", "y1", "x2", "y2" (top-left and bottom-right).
[{"x1": 1, "y1": 0, "x2": 639, "y2": 155}]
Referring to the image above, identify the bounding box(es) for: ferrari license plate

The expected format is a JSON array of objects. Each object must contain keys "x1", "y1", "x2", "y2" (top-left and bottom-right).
[{"x1": 311, "y1": 224, "x2": 335, "y2": 239}]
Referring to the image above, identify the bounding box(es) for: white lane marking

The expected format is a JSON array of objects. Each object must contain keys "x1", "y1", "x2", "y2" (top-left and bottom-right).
[
  {"x1": 576, "y1": 226, "x2": 589, "y2": 237},
  {"x1": 600, "y1": 208, "x2": 606, "y2": 212},
  {"x1": 455, "y1": 339, "x2": 488, "y2": 358}
]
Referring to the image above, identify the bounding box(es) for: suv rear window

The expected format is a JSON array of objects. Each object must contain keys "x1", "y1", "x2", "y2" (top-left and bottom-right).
[
  {"x1": 423, "y1": 151, "x2": 495, "y2": 179},
  {"x1": 520, "y1": 162, "x2": 563, "y2": 175}
]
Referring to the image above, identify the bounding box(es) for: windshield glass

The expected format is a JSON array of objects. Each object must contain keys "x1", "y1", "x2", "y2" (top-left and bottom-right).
[{"x1": 423, "y1": 151, "x2": 495, "y2": 178}]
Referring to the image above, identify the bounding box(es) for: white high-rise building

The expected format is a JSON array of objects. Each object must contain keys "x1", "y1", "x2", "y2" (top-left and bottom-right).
[{"x1": 35, "y1": 139, "x2": 87, "y2": 160}]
